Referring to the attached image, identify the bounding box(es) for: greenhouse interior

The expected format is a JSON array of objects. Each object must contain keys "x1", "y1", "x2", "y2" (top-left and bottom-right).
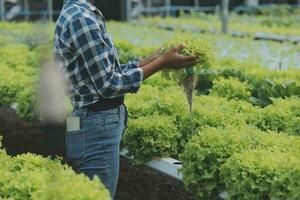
[{"x1": 0, "y1": 0, "x2": 299, "y2": 199}]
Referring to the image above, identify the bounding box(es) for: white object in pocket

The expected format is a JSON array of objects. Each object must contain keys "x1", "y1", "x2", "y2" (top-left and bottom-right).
[{"x1": 66, "y1": 116, "x2": 80, "y2": 132}]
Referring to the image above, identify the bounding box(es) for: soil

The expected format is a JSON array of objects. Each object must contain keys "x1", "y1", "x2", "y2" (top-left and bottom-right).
[
  {"x1": 0, "y1": 106, "x2": 66, "y2": 156},
  {"x1": 116, "y1": 157, "x2": 196, "y2": 200}
]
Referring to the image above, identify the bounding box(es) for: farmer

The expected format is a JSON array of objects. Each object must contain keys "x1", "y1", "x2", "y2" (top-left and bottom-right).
[{"x1": 54, "y1": 0, "x2": 196, "y2": 198}]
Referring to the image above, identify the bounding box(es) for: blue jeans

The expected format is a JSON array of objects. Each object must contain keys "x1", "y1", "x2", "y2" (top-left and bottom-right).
[{"x1": 65, "y1": 104, "x2": 127, "y2": 199}]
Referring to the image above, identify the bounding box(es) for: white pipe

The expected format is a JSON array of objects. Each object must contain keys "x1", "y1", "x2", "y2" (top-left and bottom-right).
[
  {"x1": 146, "y1": 0, "x2": 151, "y2": 16},
  {"x1": 194, "y1": 0, "x2": 199, "y2": 9},
  {"x1": 221, "y1": 0, "x2": 229, "y2": 34},
  {"x1": 47, "y1": 0, "x2": 53, "y2": 21},
  {"x1": 165, "y1": 0, "x2": 171, "y2": 16},
  {"x1": 146, "y1": 0, "x2": 151, "y2": 8},
  {"x1": 126, "y1": 0, "x2": 131, "y2": 21},
  {"x1": 24, "y1": 0, "x2": 29, "y2": 21},
  {"x1": 1, "y1": 0, "x2": 5, "y2": 21}
]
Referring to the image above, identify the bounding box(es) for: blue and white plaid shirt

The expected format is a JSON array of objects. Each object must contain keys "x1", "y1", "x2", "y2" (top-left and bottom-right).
[{"x1": 54, "y1": 0, "x2": 143, "y2": 109}]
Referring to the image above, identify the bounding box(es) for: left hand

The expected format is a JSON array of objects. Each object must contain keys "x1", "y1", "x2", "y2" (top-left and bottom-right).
[{"x1": 139, "y1": 48, "x2": 161, "y2": 67}]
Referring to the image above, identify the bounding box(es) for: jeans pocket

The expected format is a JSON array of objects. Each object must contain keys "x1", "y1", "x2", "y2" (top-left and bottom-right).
[{"x1": 66, "y1": 130, "x2": 85, "y2": 160}]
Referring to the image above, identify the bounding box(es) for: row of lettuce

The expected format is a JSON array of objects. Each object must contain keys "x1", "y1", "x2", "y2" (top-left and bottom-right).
[
  {"x1": 0, "y1": 22, "x2": 299, "y2": 199},
  {"x1": 108, "y1": 21, "x2": 300, "y2": 70},
  {"x1": 0, "y1": 137, "x2": 111, "y2": 200},
  {"x1": 114, "y1": 35, "x2": 300, "y2": 108},
  {"x1": 125, "y1": 82, "x2": 300, "y2": 199},
  {"x1": 138, "y1": 6, "x2": 300, "y2": 38}
]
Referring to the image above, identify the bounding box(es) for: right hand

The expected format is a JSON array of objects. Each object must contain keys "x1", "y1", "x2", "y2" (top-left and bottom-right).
[{"x1": 159, "y1": 44, "x2": 197, "y2": 70}]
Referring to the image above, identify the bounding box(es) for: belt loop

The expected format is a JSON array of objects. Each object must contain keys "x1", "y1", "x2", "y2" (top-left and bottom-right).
[
  {"x1": 118, "y1": 106, "x2": 121, "y2": 120},
  {"x1": 123, "y1": 104, "x2": 128, "y2": 128},
  {"x1": 82, "y1": 108, "x2": 88, "y2": 118}
]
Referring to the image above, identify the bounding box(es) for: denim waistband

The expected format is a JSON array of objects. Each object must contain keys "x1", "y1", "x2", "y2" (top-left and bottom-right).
[{"x1": 71, "y1": 104, "x2": 125, "y2": 118}]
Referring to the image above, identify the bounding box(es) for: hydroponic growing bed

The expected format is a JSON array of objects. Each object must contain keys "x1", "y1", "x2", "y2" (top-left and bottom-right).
[{"x1": 0, "y1": 20, "x2": 299, "y2": 200}]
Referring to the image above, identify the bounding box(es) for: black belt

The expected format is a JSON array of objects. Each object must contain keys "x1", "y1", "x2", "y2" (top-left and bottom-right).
[{"x1": 83, "y1": 96, "x2": 124, "y2": 112}]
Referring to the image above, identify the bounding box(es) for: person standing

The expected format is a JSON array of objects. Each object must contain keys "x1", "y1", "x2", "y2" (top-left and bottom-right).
[{"x1": 54, "y1": 0, "x2": 196, "y2": 198}]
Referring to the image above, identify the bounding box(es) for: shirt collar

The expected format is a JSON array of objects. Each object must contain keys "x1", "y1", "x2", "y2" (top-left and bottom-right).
[{"x1": 64, "y1": 0, "x2": 101, "y2": 15}]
